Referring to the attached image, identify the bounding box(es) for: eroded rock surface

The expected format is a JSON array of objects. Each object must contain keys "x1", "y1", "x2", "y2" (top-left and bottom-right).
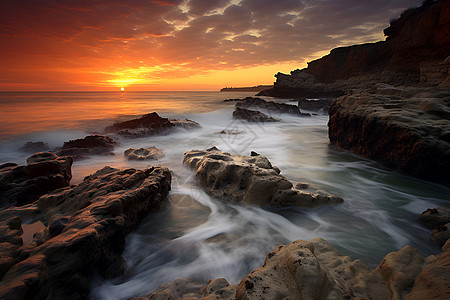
[
  {"x1": 124, "y1": 146, "x2": 165, "y2": 160},
  {"x1": 328, "y1": 88, "x2": 450, "y2": 184},
  {"x1": 0, "y1": 166, "x2": 171, "y2": 300},
  {"x1": 183, "y1": 148, "x2": 343, "y2": 207},
  {"x1": 235, "y1": 97, "x2": 301, "y2": 115},
  {"x1": 55, "y1": 135, "x2": 117, "y2": 159},
  {"x1": 419, "y1": 207, "x2": 450, "y2": 245},
  {"x1": 137, "y1": 238, "x2": 450, "y2": 300},
  {"x1": 0, "y1": 153, "x2": 72, "y2": 208}
]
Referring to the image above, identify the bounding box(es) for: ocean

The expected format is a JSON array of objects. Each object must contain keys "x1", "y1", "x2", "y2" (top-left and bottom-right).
[{"x1": 0, "y1": 91, "x2": 448, "y2": 299}]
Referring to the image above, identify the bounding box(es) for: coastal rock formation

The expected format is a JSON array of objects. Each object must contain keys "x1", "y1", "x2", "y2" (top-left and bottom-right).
[
  {"x1": 0, "y1": 166, "x2": 171, "y2": 299},
  {"x1": 419, "y1": 207, "x2": 450, "y2": 245},
  {"x1": 232, "y1": 108, "x2": 279, "y2": 123},
  {"x1": 328, "y1": 88, "x2": 450, "y2": 184},
  {"x1": 105, "y1": 112, "x2": 200, "y2": 138},
  {"x1": 298, "y1": 98, "x2": 333, "y2": 112},
  {"x1": 124, "y1": 146, "x2": 165, "y2": 160},
  {"x1": 0, "y1": 153, "x2": 72, "y2": 208},
  {"x1": 138, "y1": 238, "x2": 450, "y2": 300},
  {"x1": 55, "y1": 135, "x2": 117, "y2": 158},
  {"x1": 183, "y1": 147, "x2": 343, "y2": 207},
  {"x1": 0, "y1": 216, "x2": 22, "y2": 279},
  {"x1": 235, "y1": 97, "x2": 301, "y2": 115}
]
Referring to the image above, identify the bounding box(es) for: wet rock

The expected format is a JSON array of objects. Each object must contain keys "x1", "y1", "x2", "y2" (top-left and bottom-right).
[
  {"x1": 55, "y1": 135, "x2": 117, "y2": 158},
  {"x1": 19, "y1": 142, "x2": 49, "y2": 153},
  {"x1": 169, "y1": 118, "x2": 201, "y2": 129},
  {"x1": 0, "y1": 216, "x2": 22, "y2": 278},
  {"x1": 328, "y1": 90, "x2": 450, "y2": 185},
  {"x1": 183, "y1": 148, "x2": 343, "y2": 207},
  {"x1": 131, "y1": 278, "x2": 205, "y2": 300},
  {"x1": 0, "y1": 165, "x2": 171, "y2": 299},
  {"x1": 419, "y1": 207, "x2": 450, "y2": 245},
  {"x1": 0, "y1": 153, "x2": 73, "y2": 208},
  {"x1": 232, "y1": 108, "x2": 279, "y2": 123},
  {"x1": 124, "y1": 146, "x2": 165, "y2": 160},
  {"x1": 235, "y1": 97, "x2": 301, "y2": 115}
]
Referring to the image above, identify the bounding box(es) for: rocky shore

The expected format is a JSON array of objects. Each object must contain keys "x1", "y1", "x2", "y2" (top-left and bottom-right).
[{"x1": 258, "y1": 0, "x2": 450, "y2": 186}]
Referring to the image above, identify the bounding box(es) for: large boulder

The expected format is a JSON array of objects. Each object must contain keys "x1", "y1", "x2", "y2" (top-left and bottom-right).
[
  {"x1": 0, "y1": 153, "x2": 73, "y2": 208},
  {"x1": 183, "y1": 148, "x2": 343, "y2": 207},
  {"x1": 234, "y1": 97, "x2": 301, "y2": 115},
  {"x1": 55, "y1": 135, "x2": 117, "y2": 158},
  {"x1": 419, "y1": 207, "x2": 450, "y2": 246},
  {"x1": 19, "y1": 142, "x2": 49, "y2": 153},
  {"x1": 0, "y1": 166, "x2": 171, "y2": 299},
  {"x1": 328, "y1": 89, "x2": 450, "y2": 185},
  {"x1": 124, "y1": 146, "x2": 165, "y2": 160}
]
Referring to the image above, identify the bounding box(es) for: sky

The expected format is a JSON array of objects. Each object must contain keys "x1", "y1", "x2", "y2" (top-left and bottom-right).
[{"x1": 0, "y1": 0, "x2": 423, "y2": 91}]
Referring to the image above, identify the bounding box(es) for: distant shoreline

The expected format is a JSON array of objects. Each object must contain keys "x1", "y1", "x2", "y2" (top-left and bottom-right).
[{"x1": 220, "y1": 85, "x2": 273, "y2": 92}]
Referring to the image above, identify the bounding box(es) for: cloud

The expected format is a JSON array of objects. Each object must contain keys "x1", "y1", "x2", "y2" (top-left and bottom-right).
[{"x1": 0, "y1": 0, "x2": 424, "y2": 89}]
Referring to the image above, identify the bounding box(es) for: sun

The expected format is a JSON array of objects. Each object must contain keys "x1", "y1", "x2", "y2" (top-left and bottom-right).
[{"x1": 120, "y1": 87, "x2": 125, "y2": 91}]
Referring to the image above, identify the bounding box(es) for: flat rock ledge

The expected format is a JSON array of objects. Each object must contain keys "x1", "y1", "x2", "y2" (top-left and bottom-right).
[
  {"x1": 0, "y1": 166, "x2": 171, "y2": 300},
  {"x1": 136, "y1": 237, "x2": 450, "y2": 300},
  {"x1": 183, "y1": 147, "x2": 343, "y2": 207},
  {"x1": 328, "y1": 88, "x2": 450, "y2": 185},
  {"x1": 124, "y1": 146, "x2": 165, "y2": 160}
]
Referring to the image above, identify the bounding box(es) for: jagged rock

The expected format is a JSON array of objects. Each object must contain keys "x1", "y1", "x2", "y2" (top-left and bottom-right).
[
  {"x1": 104, "y1": 112, "x2": 200, "y2": 138},
  {"x1": 183, "y1": 148, "x2": 343, "y2": 207},
  {"x1": 234, "y1": 97, "x2": 301, "y2": 115},
  {"x1": 169, "y1": 118, "x2": 201, "y2": 129},
  {"x1": 124, "y1": 147, "x2": 164, "y2": 160},
  {"x1": 55, "y1": 135, "x2": 117, "y2": 158},
  {"x1": 19, "y1": 142, "x2": 49, "y2": 153},
  {"x1": 328, "y1": 89, "x2": 450, "y2": 185},
  {"x1": 0, "y1": 153, "x2": 72, "y2": 208},
  {"x1": 232, "y1": 108, "x2": 279, "y2": 123},
  {"x1": 0, "y1": 216, "x2": 22, "y2": 279},
  {"x1": 0, "y1": 166, "x2": 171, "y2": 299},
  {"x1": 419, "y1": 207, "x2": 450, "y2": 245}
]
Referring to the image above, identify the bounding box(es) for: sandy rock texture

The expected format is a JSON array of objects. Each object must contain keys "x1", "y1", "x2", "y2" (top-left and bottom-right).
[{"x1": 183, "y1": 147, "x2": 343, "y2": 207}]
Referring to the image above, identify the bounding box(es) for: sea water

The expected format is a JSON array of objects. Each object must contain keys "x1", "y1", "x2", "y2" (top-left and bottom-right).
[{"x1": 0, "y1": 91, "x2": 448, "y2": 299}]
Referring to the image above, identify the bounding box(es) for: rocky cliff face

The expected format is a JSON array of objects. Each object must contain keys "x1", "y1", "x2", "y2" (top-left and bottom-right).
[{"x1": 267, "y1": 0, "x2": 450, "y2": 95}]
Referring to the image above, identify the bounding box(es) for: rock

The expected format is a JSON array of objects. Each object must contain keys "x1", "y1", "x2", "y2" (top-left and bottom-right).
[
  {"x1": 298, "y1": 98, "x2": 333, "y2": 112},
  {"x1": 55, "y1": 135, "x2": 117, "y2": 158},
  {"x1": 169, "y1": 118, "x2": 201, "y2": 129},
  {"x1": 124, "y1": 146, "x2": 164, "y2": 160},
  {"x1": 104, "y1": 112, "x2": 175, "y2": 138},
  {"x1": 0, "y1": 153, "x2": 73, "y2": 208},
  {"x1": 130, "y1": 278, "x2": 205, "y2": 300},
  {"x1": 419, "y1": 207, "x2": 450, "y2": 228},
  {"x1": 0, "y1": 165, "x2": 171, "y2": 299},
  {"x1": 328, "y1": 90, "x2": 450, "y2": 185},
  {"x1": 419, "y1": 207, "x2": 450, "y2": 245},
  {"x1": 232, "y1": 108, "x2": 279, "y2": 123},
  {"x1": 19, "y1": 142, "x2": 49, "y2": 153},
  {"x1": 183, "y1": 148, "x2": 343, "y2": 207},
  {"x1": 0, "y1": 217, "x2": 23, "y2": 278},
  {"x1": 405, "y1": 239, "x2": 450, "y2": 299},
  {"x1": 234, "y1": 97, "x2": 301, "y2": 115}
]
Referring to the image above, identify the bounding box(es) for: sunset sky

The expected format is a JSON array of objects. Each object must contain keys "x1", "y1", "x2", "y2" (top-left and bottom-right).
[{"x1": 0, "y1": 0, "x2": 422, "y2": 91}]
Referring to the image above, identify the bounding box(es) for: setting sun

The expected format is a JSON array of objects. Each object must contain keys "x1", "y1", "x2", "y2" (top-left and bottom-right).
[{"x1": 120, "y1": 87, "x2": 125, "y2": 91}]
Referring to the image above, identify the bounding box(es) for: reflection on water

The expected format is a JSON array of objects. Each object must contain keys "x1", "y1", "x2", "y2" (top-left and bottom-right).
[
  {"x1": 21, "y1": 221, "x2": 45, "y2": 245},
  {"x1": 0, "y1": 92, "x2": 448, "y2": 300}
]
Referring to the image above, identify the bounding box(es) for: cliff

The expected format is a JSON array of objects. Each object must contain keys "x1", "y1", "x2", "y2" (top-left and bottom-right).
[{"x1": 261, "y1": 0, "x2": 450, "y2": 97}]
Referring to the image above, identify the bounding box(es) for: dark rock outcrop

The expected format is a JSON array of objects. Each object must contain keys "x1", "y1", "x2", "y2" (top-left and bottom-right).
[
  {"x1": 55, "y1": 135, "x2": 117, "y2": 159},
  {"x1": 298, "y1": 98, "x2": 333, "y2": 112},
  {"x1": 104, "y1": 112, "x2": 200, "y2": 138},
  {"x1": 183, "y1": 148, "x2": 343, "y2": 207},
  {"x1": 124, "y1": 146, "x2": 164, "y2": 160},
  {"x1": 328, "y1": 88, "x2": 450, "y2": 184},
  {"x1": 0, "y1": 153, "x2": 72, "y2": 208},
  {"x1": 137, "y1": 238, "x2": 450, "y2": 300},
  {"x1": 0, "y1": 166, "x2": 171, "y2": 299},
  {"x1": 234, "y1": 97, "x2": 301, "y2": 115},
  {"x1": 232, "y1": 108, "x2": 279, "y2": 123},
  {"x1": 419, "y1": 207, "x2": 450, "y2": 245}
]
